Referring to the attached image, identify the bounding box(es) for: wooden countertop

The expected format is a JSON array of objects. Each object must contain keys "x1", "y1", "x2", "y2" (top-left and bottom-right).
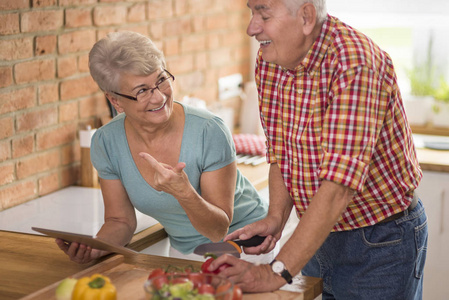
[
  {"x1": 416, "y1": 147, "x2": 449, "y2": 173},
  {"x1": 0, "y1": 230, "x2": 322, "y2": 300}
]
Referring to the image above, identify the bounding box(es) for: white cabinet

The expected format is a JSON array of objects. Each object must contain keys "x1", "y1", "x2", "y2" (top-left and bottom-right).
[{"x1": 416, "y1": 171, "x2": 449, "y2": 300}]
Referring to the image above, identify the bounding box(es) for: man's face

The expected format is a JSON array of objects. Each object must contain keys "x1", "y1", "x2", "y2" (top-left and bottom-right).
[{"x1": 247, "y1": 0, "x2": 307, "y2": 70}]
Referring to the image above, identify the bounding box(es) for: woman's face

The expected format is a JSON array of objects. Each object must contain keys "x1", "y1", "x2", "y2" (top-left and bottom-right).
[{"x1": 113, "y1": 69, "x2": 175, "y2": 126}]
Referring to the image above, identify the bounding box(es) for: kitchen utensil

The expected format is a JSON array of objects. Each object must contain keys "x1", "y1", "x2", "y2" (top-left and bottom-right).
[{"x1": 193, "y1": 235, "x2": 266, "y2": 257}]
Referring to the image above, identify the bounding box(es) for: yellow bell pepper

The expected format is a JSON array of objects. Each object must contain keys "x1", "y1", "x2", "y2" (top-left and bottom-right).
[{"x1": 71, "y1": 273, "x2": 117, "y2": 300}]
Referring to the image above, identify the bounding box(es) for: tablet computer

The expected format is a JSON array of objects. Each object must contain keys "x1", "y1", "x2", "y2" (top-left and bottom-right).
[{"x1": 32, "y1": 226, "x2": 138, "y2": 256}]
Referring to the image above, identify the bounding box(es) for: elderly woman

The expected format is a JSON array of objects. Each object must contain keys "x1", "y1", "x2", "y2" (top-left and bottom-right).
[{"x1": 56, "y1": 31, "x2": 270, "y2": 263}]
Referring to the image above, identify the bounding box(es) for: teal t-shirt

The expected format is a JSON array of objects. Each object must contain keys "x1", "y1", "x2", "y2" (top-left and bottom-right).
[{"x1": 91, "y1": 101, "x2": 268, "y2": 253}]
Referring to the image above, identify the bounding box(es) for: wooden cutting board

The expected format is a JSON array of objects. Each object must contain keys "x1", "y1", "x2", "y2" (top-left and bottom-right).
[{"x1": 21, "y1": 254, "x2": 322, "y2": 300}]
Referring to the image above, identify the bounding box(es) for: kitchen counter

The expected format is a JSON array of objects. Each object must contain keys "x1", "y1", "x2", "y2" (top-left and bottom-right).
[
  {"x1": 414, "y1": 134, "x2": 449, "y2": 173},
  {"x1": 0, "y1": 230, "x2": 322, "y2": 300}
]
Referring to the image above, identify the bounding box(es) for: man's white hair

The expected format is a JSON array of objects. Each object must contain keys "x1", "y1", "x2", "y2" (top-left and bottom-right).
[{"x1": 284, "y1": 0, "x2": 327, "y2": 23}]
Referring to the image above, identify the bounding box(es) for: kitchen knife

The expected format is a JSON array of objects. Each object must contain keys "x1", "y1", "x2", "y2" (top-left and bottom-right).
[{"x1": 193, "y1": 235, "x2": 266, "y2": 258}]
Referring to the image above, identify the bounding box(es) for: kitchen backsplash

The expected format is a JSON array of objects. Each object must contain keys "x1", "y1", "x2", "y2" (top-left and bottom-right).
[{"x1": 0, "y1": 0, "x2": 251, "y2": 210}]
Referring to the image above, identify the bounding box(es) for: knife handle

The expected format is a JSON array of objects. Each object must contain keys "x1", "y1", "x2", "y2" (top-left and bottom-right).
[{"x1": 233, "y1": 235, "x2": 266, "y2": 247}]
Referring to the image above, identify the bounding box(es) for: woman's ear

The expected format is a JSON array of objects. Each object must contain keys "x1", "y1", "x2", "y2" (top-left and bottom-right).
[
  {"x1": 105, "y1": 92, "x2": 124, "y2": 114},
  {"x1": 299, "y1": 3, "x2": 317, "y2": 35}
]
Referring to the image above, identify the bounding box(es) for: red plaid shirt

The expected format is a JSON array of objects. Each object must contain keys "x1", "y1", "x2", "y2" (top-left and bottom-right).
[{"x1": 256, "y1": 15, "x2": 422, "y2": 231}]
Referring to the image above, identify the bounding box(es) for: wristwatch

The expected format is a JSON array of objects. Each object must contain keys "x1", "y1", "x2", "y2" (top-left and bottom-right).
[{"x1": 270, "y1": 259, "x2": 293, "y2": 284}]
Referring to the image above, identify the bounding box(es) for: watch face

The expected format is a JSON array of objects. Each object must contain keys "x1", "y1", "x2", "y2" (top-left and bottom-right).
[{"x1": 272, "y1": 261, "x2": 284, "y2": 273}]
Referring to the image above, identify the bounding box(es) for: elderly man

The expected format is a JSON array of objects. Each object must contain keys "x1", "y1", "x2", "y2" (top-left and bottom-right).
[{"x1": 209, "y1": 1, "x2": 428, "y2": 299}]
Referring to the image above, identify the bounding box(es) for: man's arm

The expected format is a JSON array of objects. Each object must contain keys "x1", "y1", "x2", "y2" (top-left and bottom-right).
[{"x1": 275, "y1": 180, "x2": 353, "y2": 277}]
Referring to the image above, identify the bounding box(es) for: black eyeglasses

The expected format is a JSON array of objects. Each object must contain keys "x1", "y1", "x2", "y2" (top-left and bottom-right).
[{"x1": 111, "y1": 69, "x2": 175, "y2": 102}]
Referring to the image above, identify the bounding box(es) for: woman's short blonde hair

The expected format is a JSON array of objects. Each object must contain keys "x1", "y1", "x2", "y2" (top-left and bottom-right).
[{"x1": 89, "y1": 31, "x2": 166, "y2": 92}]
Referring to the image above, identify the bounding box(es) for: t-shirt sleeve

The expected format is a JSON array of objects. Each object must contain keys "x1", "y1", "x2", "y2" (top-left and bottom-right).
[
  {"x1": 201, "y1": 115, "x2": 236, "y2": 172},
  {"x1": 90, "y1": 129, "x2": 120, "y2": 180}
]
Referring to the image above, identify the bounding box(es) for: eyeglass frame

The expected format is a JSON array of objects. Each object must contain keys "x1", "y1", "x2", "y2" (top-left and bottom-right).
[{"x1": 111, "y1": 69, "x2": 175, "y2": 102}]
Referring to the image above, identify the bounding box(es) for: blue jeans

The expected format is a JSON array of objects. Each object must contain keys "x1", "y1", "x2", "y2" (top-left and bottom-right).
[{"x1": 302, "y1": 199, "x2": 428, "y2": 300}]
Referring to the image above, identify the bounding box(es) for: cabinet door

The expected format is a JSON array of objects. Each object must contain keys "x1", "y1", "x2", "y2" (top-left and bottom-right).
[{"x1": 416, "y1": 171, "x2": 449, "y2": 300}]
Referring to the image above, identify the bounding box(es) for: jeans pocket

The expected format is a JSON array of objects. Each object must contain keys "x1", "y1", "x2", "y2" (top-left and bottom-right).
[
  {"x1": 362, "y1": 221, "x2": 403, "y2": 247},
  {"x1": 414, "y1": 218, "x2": 428, "y2": 279}
]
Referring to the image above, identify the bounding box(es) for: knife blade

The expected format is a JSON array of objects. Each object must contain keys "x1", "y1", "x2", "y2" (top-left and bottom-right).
[{"x1": 193, "y1": 235, "x2": 266, "y2": 258}]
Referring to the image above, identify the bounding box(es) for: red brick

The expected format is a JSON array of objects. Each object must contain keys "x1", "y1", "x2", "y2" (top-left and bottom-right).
[
  {"x1": 65, "y1": 8, "x2": 92, "y2": 28},
  {"x1": 79, "y1": 93, "x2": 105, "y2": 118},
  {"x1": 14, "y1": 59, "x2": 55, "y2": 84},
  {"x1": 181, "y1": 35, "x2": 206, "y2": 53},
  {"x1": 38, "y1": 171, "x2": 59, "y2": 196},
  {"x1": 17, "y1": 149, "x2": 60, "y2": 179},
  {"x1": 57, "y1": 56, "x2": 78, "y2": 78},
  {"x1": 21, "y1": 10, "x2": 63, "y2": 33},
  {"x1": 0, "y1": 13, "x2": 20, "y2": 35},
  {"x1": 189, "y1": 0, "x2": 215, "y2": 14},
  {"x1": 58, "y1": 30, "x2": 96, "y2": 55},
  {"x1": 0, "y1": 180, "x2": 37, "y2": 210},
  {"x1": 195, "y1": 52, "x2": 208, "y2": 70},
  {"x1": 32, "y1": 0, "x2": 57, "y2": 8},
  {"x1": 38, "y1": 83, "x2": 59, "y2": 105},
  {"x1": 59, "y1": 0, "x2": 96, "y2": 6},
  {"x1": 0, "y1": 141, "x2": 11, "y2": 162},
  {"x1": 35, "y1": 35, "x2": 57, "y2": 56},
  {"x1": 148, "y1": 0, "x2": 173, "y2": 20},
  {"x1": 16, "y1": 107, "x2": 58, "y2": 133},
  {"x1": 209, "y1": 48, "x2": 233, "y2": 67},
  {"x1": 93, "y1": 5, "x2": 127, "y2": 26},
  {"x1": 192, "y1": 15, "x2": 206, "y2": 33},
  {"x1": 0, "y1": 37, "x2": 33, "y2": 61},
  {"x1": 163, "y1": 37, "x2": 180, "y2": 56},
  {"x1": 0, "y1": 66, "x2": 13, "y2": 88},
  {"x1": 128, "y1": 3, "x2": 146, "y2": 23},
  {"x1": 12, "y1": 134, "x2": 34, "y2": 158},
  {"x1": 61, "y1": 165, "x2": 79, "y2": 188},
  {"x1": 148, "y1": 21, "x2": 164, "y2": 40},
  {"x1": 165, "y1": 18, "x2": 191, "y2": 37},
  {"x1": 59, "y1": 101, "x2": 79, "y2": 122},
  {"x1": 78, "y1": 54, "x2": 90, "y2": 73},
  {"x1": 36, "y1": 123, "x2": 77, "y2": 151},
  {"x1": 0, "y1": 117, "x2": 14, "y2": 140},
  {"x1": 61, "y1": 143, "x2": 77, "y2": 165},
  {"x1": 166, "y1": 54, "x2": 194, "y2": 74},
  {"x1": 0, "y1": 0, "x2": 29, "y2": 10},
  {"x1": 16, "y1": 107, "x2": 58, "y2": 132},
  {"x1": 0, "y1": 86, "x2": 36, "y2": 114},
  {"x1": 206, "y1": 13, "x2": 229, "y2": 31},
  {"x1": 60, "y1": 75, "x2": 99, "y2": 101},
  {"x1": 207, "y1": 34, "x2": 220, "y2": 50},
  {"x1": 0, "y1": 163, "x2": 15, "y2": 186},
  {"x1": 125, "y1": 26, "x2": 149, "y2": 37},
  {"x1": 174, "y1": 0, "x2": 188, "y2": 16}
]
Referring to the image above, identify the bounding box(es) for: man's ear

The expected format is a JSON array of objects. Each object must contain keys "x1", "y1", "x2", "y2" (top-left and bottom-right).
[
  {"x1": 105, "y1": 92, "x2": 124, "y2": 114},
  {"x1": 299, "y1": 3, "x2": 317, "y2": 35}
]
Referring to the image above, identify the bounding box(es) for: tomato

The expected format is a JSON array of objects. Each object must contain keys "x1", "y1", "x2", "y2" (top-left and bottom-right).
[
  {"x1": 198, "y1": 283, "x2": 215, "y2": 295},
  {"x1": 216, "y1": 282, "x2": 242, "y2": 300},
  {"x1": 151, "y1": 275, "x2": 168, "y2": 290},
  {"x1": 170, "y1": 276, "x2": 189, "y2": 284},
  {"x1": 201, "y1": 254, "x2": 231, "y2": 274},
  {"x1": 232, "y1": 285, "x2": 243, "y2": 300},
  {"x1": 188, "y1": 272, "x2": 206, "y2": 288},
  {"x1": 148, "y1": 268, "x2": 166, "y2": 280}
]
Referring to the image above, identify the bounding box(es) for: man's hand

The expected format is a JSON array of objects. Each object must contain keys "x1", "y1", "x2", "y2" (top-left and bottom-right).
[
  {"x1": 224, "y1": 216, "x2": 282, "y2": 255},
  {"x1": 208, "y1": 254, "x2": 286, "y2": 292}
]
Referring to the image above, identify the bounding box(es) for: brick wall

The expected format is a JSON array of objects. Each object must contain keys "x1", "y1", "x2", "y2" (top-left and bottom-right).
[{"x1": 0, "y1": 0, "x2": 251, "y2": 210}]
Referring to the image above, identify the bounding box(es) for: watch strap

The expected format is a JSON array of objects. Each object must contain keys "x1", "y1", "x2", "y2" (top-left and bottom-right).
[{"x1": 270, "y1": 260, "x2": 293, "y2": 284}]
